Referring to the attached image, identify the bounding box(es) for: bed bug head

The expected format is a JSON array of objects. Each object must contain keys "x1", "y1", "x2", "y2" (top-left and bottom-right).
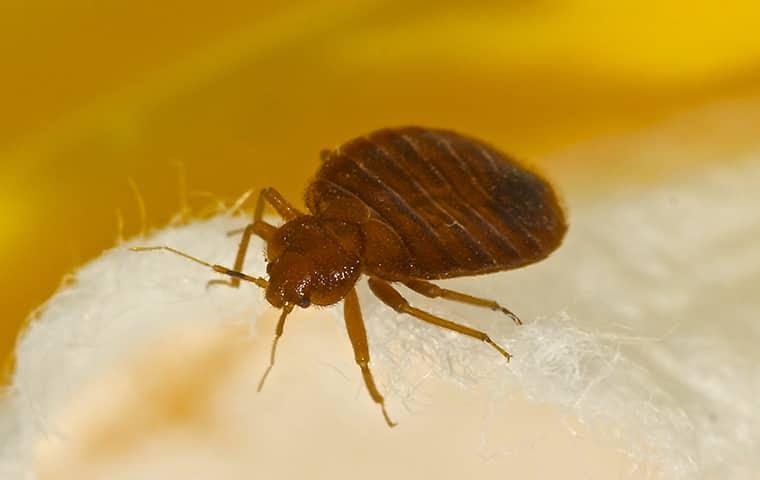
[
  {"x1": 265, "y1": 216, "x2": 363, "y2": 309},
  {"x1": 265, "y1": 251, "x2": 314, "y2": 308}
]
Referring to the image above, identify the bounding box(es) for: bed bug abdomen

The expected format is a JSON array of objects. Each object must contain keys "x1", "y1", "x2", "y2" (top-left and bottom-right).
[{"x1": 308, "y1": 127, "x2": 567, "y2": 280}]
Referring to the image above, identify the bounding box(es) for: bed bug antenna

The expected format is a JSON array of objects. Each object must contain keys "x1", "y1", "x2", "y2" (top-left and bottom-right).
[
  {"x1": 257, "y1": 302, "x2": 294, "y2": 392},
  {"x1": 129, "y1": 245, "x2": 269, "y2": 289}
]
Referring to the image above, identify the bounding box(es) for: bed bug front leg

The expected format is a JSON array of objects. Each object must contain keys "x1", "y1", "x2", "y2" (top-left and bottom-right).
[
  {"x1": 343, "y1": 287, "x2": 396, "y2": 427},
  {"x1": 253, "y1": 187, "x2": 302, "y2": 223},
  {"x1": 222, "y1": 188, "x2": 303, "y2": 288},
  {"x1": 402, "y1": 279, "x2": 522, "y2": 325},
  {"x1": 368, "y1": 278, "x2": 512, "y2": 361}
]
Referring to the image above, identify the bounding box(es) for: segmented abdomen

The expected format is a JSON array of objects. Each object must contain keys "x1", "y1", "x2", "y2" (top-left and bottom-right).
[{"x1": 306, "y1": 127, "x2": 567, "y2": 280}]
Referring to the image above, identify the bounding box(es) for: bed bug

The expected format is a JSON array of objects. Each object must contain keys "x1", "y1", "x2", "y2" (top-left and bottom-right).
[{"x1": 132, "y1": 126, "x2": 567, "y2": 427}]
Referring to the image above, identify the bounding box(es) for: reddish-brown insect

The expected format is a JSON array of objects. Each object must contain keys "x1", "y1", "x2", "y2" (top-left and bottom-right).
[{"x1": 133, "y1": 126, "x2": 567, "y2": 427}]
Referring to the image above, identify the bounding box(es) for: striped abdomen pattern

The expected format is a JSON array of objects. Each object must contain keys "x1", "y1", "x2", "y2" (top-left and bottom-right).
[{"x1": 306, "y1": 127, "x2": 567, "y2": 280}]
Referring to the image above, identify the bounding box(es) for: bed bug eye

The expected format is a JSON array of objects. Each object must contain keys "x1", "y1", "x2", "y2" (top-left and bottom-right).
[{"x1": 298, "y1": 296, "x2": 311, "y2": 308}]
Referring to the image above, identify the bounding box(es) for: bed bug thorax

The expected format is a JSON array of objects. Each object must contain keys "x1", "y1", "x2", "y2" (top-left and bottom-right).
[{"x1": 132, "y1": 126, "x2": 567, "y2": 427}]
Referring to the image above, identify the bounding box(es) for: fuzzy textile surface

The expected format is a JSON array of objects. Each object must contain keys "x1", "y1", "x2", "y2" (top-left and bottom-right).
[{"x1": 1, "y1": 153, "x2": 759, "y2": 478}]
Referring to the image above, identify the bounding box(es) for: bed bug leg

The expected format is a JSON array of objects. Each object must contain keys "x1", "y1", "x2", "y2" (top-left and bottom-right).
[
  {"x1": 344, "y1": 287, "x2": 396, "y2": 427},
  {"x1": 254, "y1": 187, "x2": 303, "y2": 223},
  {"x1": 129, "y1": 245, "x2": 268, "y2": 289},
  {"x1": 217, "y1": 187, "x2": 301, "y2": 288},
  {"x1": 213, "y1": 220, "x2": 277, "y2": 288},
  {"x1": 257, "y1": 303, "x2": 293, "y2": 392},
  {"x1": 403, "y1": 279, "x2": 522, "y2": 325},
  {"x1": 368, "y1": 278, "x2": 512, "y2": 361}
]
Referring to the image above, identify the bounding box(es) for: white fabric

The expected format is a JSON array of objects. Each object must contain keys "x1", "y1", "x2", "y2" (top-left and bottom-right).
[{"x1": 2, "y1": 154, "x2": 759, "y2": 479}]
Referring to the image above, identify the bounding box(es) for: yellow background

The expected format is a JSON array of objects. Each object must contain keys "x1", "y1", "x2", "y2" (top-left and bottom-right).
[{"x1": 2, "y1": 0, "x2": 760, "y2": 380}]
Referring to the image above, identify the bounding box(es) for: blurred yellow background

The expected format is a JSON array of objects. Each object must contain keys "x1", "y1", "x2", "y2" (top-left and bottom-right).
[{"x1": 2, "y1": 0, "x2": 760, "y2": 381}]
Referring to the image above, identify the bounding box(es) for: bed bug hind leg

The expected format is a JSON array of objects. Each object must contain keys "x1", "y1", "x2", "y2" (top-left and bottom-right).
[
  {"x1": 344, "y1": 287, "x2": 396, "y2": 427},
  {"x1": 403, "y1": 279, "x2": 522, "y2": 325},
  {"x1": 368, "y1": 278, "x2": 512, "y2": 361}
]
